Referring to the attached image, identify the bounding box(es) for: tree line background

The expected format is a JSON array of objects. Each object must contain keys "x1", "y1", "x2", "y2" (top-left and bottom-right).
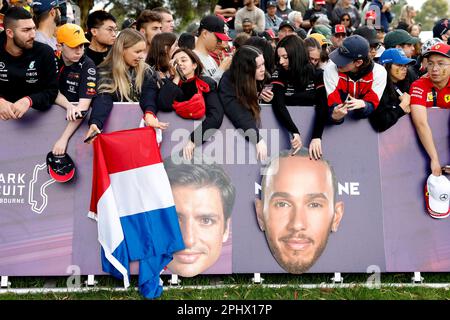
[{"x1": 75, "y1": 0, "x2": 447, "y2": 33}]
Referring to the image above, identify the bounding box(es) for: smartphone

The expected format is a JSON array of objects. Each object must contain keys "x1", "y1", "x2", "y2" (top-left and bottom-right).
[
  {"x1": 66, "y1": 110, "x2": 88, "y2": 121},
  {"x1": 83, "y1": 130, "x2": 100, "y2": 143},
  {"x1": 342, "y1": 95, "x2": 352, "y2": 108},
  {"x1": 442, "y1": 165, "x2": 450, "y2": 174},
  {"x1": 263, "y1": 84, "x2": 273, "y2": 92},
  {"x1": 174, "y1": 63, "x2": 187, "y2": 82}
]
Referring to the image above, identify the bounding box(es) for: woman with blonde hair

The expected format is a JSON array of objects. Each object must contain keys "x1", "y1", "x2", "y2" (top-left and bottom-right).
[
  {"x1": 397, "y1": 4, "x2": 416, "y2": 31},
  {"x1": 86, "y1": 28, "x2": 166, "y2": 142}
]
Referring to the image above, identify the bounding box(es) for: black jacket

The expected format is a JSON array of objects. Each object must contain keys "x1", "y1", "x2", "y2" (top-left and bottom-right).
[
  {"x1": 369, "y1": 79, "x2": 409, "y2": 132},
  {"x1": 154, "y1": 76, "x2": 224, "y2": 145},
  {"x1": 0, "y1": 32, "x2": 58, "y2": 110},
  {"x1": 89, "y1": 67, "x2": 158, "y2": 130},
  {"x1": 218, "y1": 70, "x2": 261, "y2": 144},
  {"x1": 271, "y1": 67, "x2": 328, "y2": 139}
]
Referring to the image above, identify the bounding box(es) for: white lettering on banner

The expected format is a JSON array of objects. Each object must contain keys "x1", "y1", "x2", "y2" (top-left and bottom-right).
[
  {"x1": 0, "y1": 173, "x2": 26, "y2": 196},
  {"x1": 338, "y1": 182, "x2": 360, "y2": 196}
]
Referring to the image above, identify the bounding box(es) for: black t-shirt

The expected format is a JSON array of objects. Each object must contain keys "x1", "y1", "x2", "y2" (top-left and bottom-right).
[
  {"x1": 58, "y1": 54, "x2": 97, "y2": 102},
  {"x1": 85, "y1": 47, "x2": 109, "y2": 66},
  {"x1": 217, "y1": 0, "x2": 243, "y2": 30}
]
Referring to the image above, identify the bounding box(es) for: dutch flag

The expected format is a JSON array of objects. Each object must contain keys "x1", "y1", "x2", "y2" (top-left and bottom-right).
[{"x1": 88, "y1": 127, "x2": 184, "y2": 299}]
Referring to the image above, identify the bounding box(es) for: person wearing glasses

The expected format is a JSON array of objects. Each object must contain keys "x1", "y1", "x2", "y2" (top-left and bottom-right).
[
  {"x1": 31, "y1": 0, "x2": 61, "y2": 51},
  {"x1": 410, "y1": 43, "x2": 450, "y2": 177},
  {"x1": 85, "y1": 10, "x2": 117, "y2": 66},
  {"x1": 353, "y1": 26, "x2": 382, "y2": 61},
  {"x1": 369, "y1": 48, "x2": 414, "y2": 132}
]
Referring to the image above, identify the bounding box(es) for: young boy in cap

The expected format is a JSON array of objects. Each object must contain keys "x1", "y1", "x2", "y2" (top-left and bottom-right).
[
  {"x1": 410, "y1": 43, "x2": 450, "y2": 176},
  {"x1": 51, "y1": 23, "x2": 97, "y2": 156},
  {"x1": 324, "y1": 34, "x2": 387, "y2": 123},
  {"x1": 384, "y1": 29, "x2": 419, "y2": 59}
]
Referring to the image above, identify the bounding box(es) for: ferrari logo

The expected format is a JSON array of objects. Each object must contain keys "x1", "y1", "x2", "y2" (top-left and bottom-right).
[
  {"x1": 445, "y1": 95, "x2": 450, "y2": 103},
  {"x1": 427, "y1": 92, "x2": 434, "y2": 101}
]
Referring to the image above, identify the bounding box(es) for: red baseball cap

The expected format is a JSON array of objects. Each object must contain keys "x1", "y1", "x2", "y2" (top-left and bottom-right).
[
  {"x1": 423, "y1": 43, "x2": 450, "y2": 59},
  {"x1": 199, "y1": 15, "x2": 232, "y2": 41},
  {"x1": 365, "y1": 10, "x2": 376, "y2": 20},
  {"x1": 314, "y1": 0, "x2": 326, "y2": 5},
  {"x1": 46, "y1": 152, "x2": 75, "y2": 183},
  {"x1": 333, "y1": 24, "x2": 346, "y2": 35}
]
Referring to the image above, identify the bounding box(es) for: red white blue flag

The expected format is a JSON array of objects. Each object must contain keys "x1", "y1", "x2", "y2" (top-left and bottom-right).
[{"x1": 88, "y1": 127, "x2": 184, "y2": 298}]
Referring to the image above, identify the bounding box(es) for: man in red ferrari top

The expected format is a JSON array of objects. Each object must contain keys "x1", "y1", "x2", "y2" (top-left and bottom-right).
[{"x1": 410, "y1": 43, "x2": 450, "y2": 177}]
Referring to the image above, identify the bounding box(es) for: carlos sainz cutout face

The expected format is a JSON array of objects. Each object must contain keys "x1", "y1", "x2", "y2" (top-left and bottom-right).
[
  {"x1": 168, "y1": 185, "x2": 230, "y2": 277},
  {"x1": 256, "y1": 156, "x2": 344, "y2": 274}
]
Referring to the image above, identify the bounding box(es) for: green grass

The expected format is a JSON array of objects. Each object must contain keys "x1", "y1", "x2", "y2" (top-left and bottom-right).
[{"x1": 1, "y1": 274, "x2": 450, "y2": 300}]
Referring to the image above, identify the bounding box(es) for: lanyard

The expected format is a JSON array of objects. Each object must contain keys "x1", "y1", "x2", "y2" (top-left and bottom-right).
[{"x1": 432, "y1": 87, "x2": 437, "y2": 107}]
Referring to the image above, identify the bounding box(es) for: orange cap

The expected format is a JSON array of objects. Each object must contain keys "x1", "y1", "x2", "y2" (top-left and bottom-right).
[{"x1": 56, "y1": 23, "x2": 89, "y2": 48}]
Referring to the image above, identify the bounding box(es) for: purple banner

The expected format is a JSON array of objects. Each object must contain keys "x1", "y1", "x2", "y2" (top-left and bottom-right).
[{"x1": 0, "y1": 104, "x2": 448, "y2": 277}]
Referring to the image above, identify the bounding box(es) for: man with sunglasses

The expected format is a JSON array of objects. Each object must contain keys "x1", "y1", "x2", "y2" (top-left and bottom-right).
[
  {"x1": 410, "y1": 44, "x2": 450, "y2": 177},
  {"x1": 353, "y1": 26, "x2": 382, "y2": 61},
  {"x1": 324, "y1": 35, "x2": 387, "y2": 124},
  {"x1": 86, "y1": 10, "x2": 117, "y2": 66}
]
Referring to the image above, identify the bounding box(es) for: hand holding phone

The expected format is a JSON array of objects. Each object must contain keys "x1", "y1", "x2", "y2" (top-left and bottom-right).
[{"x1": 174, "y1": 62, "x2": 187, "y2": 82}]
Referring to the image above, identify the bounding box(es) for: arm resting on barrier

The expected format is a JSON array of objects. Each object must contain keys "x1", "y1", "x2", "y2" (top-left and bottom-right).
[{"x1": 410, "y1": 104, "x2": 442, "y2": 176}]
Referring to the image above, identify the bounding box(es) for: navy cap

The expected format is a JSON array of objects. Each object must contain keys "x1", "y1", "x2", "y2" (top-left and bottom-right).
[
  {"x1": 433, "y1": 18, "x2": 450, "y2": 39},
  {"x1": 32, "y1": 0, "x2": 64, "y2": 15},
  {"x1": 266, "y1": 1, "x2": 277, "y2": 7},
  {"x1": 379, "y1": 48, "x2": 415, "y2": 65},
  {"x1": 329, "y1": 35, "x2": 369, "y2": 67}
]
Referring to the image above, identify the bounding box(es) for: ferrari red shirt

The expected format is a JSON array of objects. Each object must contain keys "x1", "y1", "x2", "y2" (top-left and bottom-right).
[{"x1": 410, "y1": 75, "x2": 450, "y2": 108}]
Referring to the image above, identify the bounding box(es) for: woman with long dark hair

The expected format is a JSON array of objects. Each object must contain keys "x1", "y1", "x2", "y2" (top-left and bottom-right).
[
  {"x1": 85, "y1": 29, "x2": 164, "y2": 142},
  {"x1": 271, "y1": 34, "x2": 328, "y2": 160},
  {"x1": 218, "y1": 45, "x2": 272, "y2": 161},
  {"x1": 146, "y1": 32, "x2": 178, "y2": 80},
  {"x1": 147, "y1": 48, "x2": 224, "y2": 160},
  {"x1": 369, "y1": 48, "x2": 414, "y2": 132}
]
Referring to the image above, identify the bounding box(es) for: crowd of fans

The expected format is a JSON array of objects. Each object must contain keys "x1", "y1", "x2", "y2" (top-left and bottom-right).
[{"x1": 0, "y1": 0, "x2": 449, "y2": 177}]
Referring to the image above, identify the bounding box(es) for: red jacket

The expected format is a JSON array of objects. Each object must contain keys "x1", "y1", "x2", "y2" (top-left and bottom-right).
[{"x1": 324, "y1": 61, "x2": 387, "y2": 116}]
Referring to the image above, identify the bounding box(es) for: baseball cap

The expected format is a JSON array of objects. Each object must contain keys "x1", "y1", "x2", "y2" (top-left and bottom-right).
[
  {"x1": 314, "y1": 0, "x2": 326, "y2": 4},
  {"x1": 422, "y1": 43, "x2": 450, "y2": 59},
  {"x1": 425, "y1": 174, "x2": 450, "y2": 218},
  {"x1": 46, "y1": 152, "x2": 75, "y2": 183},
  {"x1": 384, "y1": 29, "x2": 419, "y2": 49},
  {"x1": 309, "y1": 33, "x2": 331, "y2": 46},
  {"x1": 378, "y1": 48, "x2": 415, "y2": 65},
  {"x1": 266, "y1": 1, "x2": 277, "y2": 7},
  {"x1": 353, "y1": 26, "x2": 380, "y2": 46},
  {"x1": 32, "y1": 0, "x2": 64, "y2": 15},
  {"x1": 333, "y1": 24, "x2": 346, "y2": 35},
  {"x1": 433, "y1": 18, "x2": 450, "y2": 39},
  {"x1": 259, "y1": 29, "x2": 277, "y2": 40},
  {"x1": 56, "y1": 23, "x2": 89, "y2": 48},
  {"x1": 421, "y1": 38, "x2": 444, "y2": 55},
  {"x1": 279, "y1": 20, "x2": 297, "y2": 32},
  {"x1": 199, "y1": 15, "x2": 231, "y2": 41},
  {"x1": 121, "y1": 18, "x2": 136, "y2": 30},
  {"x1": 365, "y1": 10, "x2": 376, "y2": 21},
  {"x1": 329, "y1": 35, "x2": 369, "y2": 67}
]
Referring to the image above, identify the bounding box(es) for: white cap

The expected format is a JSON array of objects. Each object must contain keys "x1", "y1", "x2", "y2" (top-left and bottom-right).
[{"x1": 427, "y1": 174, "x2": 450, "y2": 216}]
